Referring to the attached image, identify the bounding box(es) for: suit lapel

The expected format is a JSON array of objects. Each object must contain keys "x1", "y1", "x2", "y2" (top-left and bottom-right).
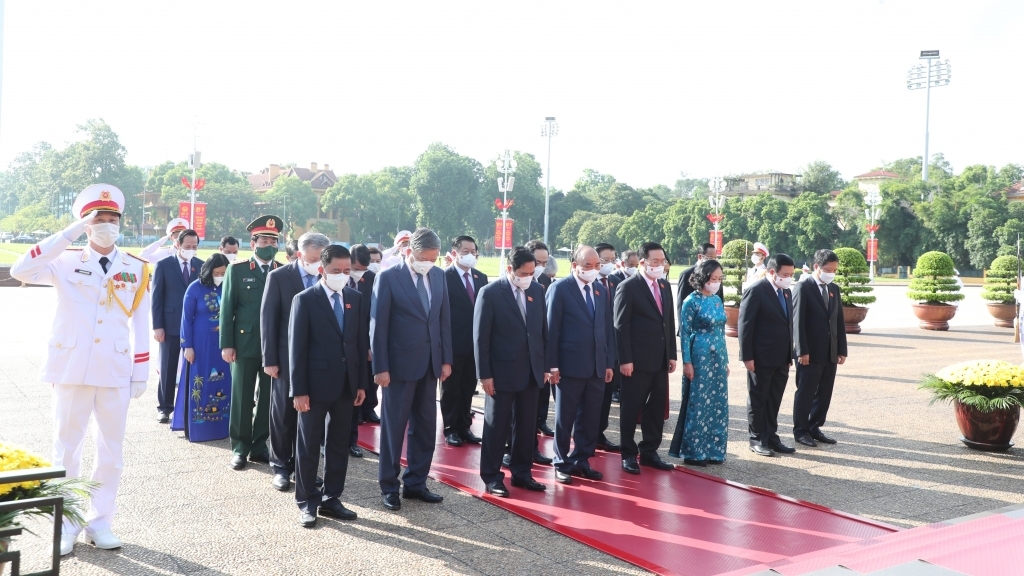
[
  {"x1": 342, "y1": 288, "x2": 359, "y2": 340},
  {"x1": 761, "y1": 279, "x2": 787, "y2": 318},
  {"x1": 396, "y1": 262, "x2": 428, "y2": 320},
  {"x1": 312, "y1": 283, "x2": 344, "y2": 337},
  {"x1": 499, "y1": 277, "x2": 526, "y2": 326},
  {"x1": 568, "y1": 277, "x2": 594, "y2": 323},
  {"x1": 287, "y1": 261, "x2": 306, "y2": 292},
  {"x1": 429, "y1": 267, "x2": 443, "y2": 318},
  {"x1": 105, "y1": 250, "x2": 128, "y2": 282},
  {"x1": 447, "y1": 266, "x2": 470, "y2": 306},
  {"x1": 635, "y1": 274, "x2": 661, "y2": 314}
]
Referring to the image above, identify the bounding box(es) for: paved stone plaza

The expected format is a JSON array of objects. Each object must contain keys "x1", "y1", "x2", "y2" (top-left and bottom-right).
[{"x1": 2, "y1": 283, "x2": 1022, "y2": 575}]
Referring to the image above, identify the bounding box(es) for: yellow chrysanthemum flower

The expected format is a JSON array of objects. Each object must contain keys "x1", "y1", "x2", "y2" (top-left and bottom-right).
[
  {"x1": 0, "y1": 442, "x2": 51, "y2": 498},
  {"x1": 936, "y1": 360, "x2": 1024, "y2": 388}
]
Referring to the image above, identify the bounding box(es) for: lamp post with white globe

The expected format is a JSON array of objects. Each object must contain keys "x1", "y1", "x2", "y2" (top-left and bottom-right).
[
  {"x1": 865, "y1": 189, "x2": 882, "y2": 282},
  {"x1": 706, "y1": 176, "x2": 727, "y2": 255},
  {"x1": 496, "y1": 151, "x2": 518, "y2": 263}
]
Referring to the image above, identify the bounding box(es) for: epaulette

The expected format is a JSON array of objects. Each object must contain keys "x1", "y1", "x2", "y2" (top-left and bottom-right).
[
  {"x1": 232, "y1": 259, "x2": 249, "y2": 265},
  {"x1": 125, "y1": 252, "x2": 150, "y2": 263}
]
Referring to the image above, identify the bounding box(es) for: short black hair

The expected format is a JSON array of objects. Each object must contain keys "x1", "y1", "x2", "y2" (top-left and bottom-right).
[
  {"x1": 350, "y1": 244, "x2": 370, "y2": 267},
  {"x1": 525, "y1": 239, "x2": 549, "y2": 254},
  {"x1": 220, "y1": 235, "x2": 239, "y2": 248},
  {"x1": 813, "y1": 249, "x2": 839, "y2": 268},
  {"x1": 688, "y1": 259, "x2": 722, "y2": 291},
  {"x1": 285, "y1": 239, "x2": 298, "y2": 258},
  {"x1": 200, "y1": 253, "x2": 231, "y2": 287},
  {"x1": 508, "y1": 246, "x2": 536, "y2": 271},
  {"x1": 452, "y1": 235, "x2": 476, "y2": 251},
  {"x1": 594, "y1": 243, "x2": 616, "y2": 257},
  {"x1": 368, "y1": 246, "x2": 382, "y2": 257},
  {"x1": 768, "y1": 253, "x2": 796, "y2": 272},
  {"x1": 320, "y1": 244, "x2": 351, "y2": 268},
  {"x1": 178, "y1": 229, "x2": 199, "y2": 244},
  {"x1": 699, "y1": 243, "x2": 716, "y2": 257},
  {"x1": 639, "y1": 242, "x2": 665, "y2": 260}
]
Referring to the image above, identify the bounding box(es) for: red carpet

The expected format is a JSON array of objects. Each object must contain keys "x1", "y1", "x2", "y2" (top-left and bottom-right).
[{"x1": 355, "y1": 404, "x2": 896, "y2": 576}]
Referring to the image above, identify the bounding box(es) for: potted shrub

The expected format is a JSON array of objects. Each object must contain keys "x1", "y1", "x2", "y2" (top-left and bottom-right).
[
  {"x1": 719, "y1": 239, "x2": 753, "y2": 338},
  {"x1": 906, "y1": 251, "x2": 964, "y2": 331},
  {"x1": 833, "y1": 247, "x2": 876, "y2": 334},
  {"x1": 981, "y1": 255, "x2": 1018, "y2": 328},
  {"x1": 920, "y1": 360, "x2": 1024, "y2": 451}
]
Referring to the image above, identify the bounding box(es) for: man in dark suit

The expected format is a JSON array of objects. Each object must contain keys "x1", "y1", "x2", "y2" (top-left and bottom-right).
[
  {"x1": 792, "y1": 249, "x2": 848, "y2": 448},
  {"x1": 594, "y1": 243, "x2": 622, "y2": 452},
  {"x1": 611, "y1": 249, "x2": 638, "y2": 283},
  {"x1": 289, "y1": 244, "x2": 368, "y2": 527},
  {"x1": 677, "y1": 243, "x2": 725, "y2": 309},
  {"x1": 525, "y1": 240, "x2": 555, "y2": 450},
  {"x1": 738, "y1": 253, "x2": 797, "y2": 457},
  {"x1": 614, "y1": 242, "x2": 677, "y2": 474},
  {"x1": 151, "y1": 228, "x2": 202, "y2": 423},
  {"x1": 261, "y1": 232, "x2": 331, "y2": 491},
  {"x1": 348, "y1": 244, "x2": 377, "y2": 458},
  {"x1": 371, "y1": 227, "x2": 452, "y2": 510},
  {"x1": 476, "y1": 247, "x2": 548, "y2": 496},
  {"x1": 441, "y1": 235, "x2": 487, "y2": 447},
  {"x1": 546, "y1": 245, "x2": 616, "y2": 485}
]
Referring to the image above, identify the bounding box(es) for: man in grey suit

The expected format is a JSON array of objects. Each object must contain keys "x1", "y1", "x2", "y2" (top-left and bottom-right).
[{"x1": 371, "y1": 228, "x2": 452, "y2": 511}]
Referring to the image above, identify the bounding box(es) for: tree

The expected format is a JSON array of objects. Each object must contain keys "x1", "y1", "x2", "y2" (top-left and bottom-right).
[
  {"x1": 147, "y1": 161, "x2": 256, "y2": 240},
  {"x1": 321, "y1": 168, "x2": 417, "y2": 245},
  {"x1": 559, "y1": 210, "x2": 598, "y2": 248},
  {"x1": 619, "y1": 203, "x2": 665, "y2": 254},
  {"x1": 832, "y1": 187, "x2": 866, "y2": 249},
  {"x1": 801, "y1": 160, "x2": 846, "y2": 194},
  {"x1": 784, "y1": 192, "x2": 839, "y2": 262},
  {"x1": 548, "y1": 190, "x2": 594, "y2": 247},
  {"x1": 570, "y1": 169, "x2": 616, "y2": 198},
  {"x1": 410, "y1": 143, "x2": 484, "y2": 245},
  {"x1": 731, "y1": 193, "x2": 791, "y2": 256},
  {"x1": 577, "y1": 214, "x2": 626, "y2": 251},
  {"x1": 660, "y1": 199, "x2": 713, "y2": 262},
  {"x1": 876, "y1": 180, "x2": 932, "y2": 268},
  {"x1": 263, "y1": 176, "x2": 318, "y2": 235}
]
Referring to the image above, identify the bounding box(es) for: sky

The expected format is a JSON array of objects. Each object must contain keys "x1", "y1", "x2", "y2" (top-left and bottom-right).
[{"x1": 0, "y1": 0, "x2": 1022, "y2": 192}]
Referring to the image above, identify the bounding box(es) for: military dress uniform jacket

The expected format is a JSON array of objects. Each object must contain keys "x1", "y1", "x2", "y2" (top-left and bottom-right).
[
  {"x1": 10, "y1": 232, "x2": 151, "y2": 387},
  {"x1": 220, "y1": 257, "x2": 282, "y2": 359}
]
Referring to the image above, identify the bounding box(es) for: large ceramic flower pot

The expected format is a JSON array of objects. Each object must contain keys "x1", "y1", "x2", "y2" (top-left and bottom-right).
[
  {"x1": 842, "y1": 305, "x2": 868, "y2": 334},
  {"x1": 954, "y1": 400, "x2": 1019, "y2": 451},
  {"x1": 911, "y1": 303, "x2": 957, "y2": 331},
  {"x1": 725, "y1": 304, "x2": 739, "y2": 338},
  {"x1": 986, "y1": 303, "x2": 1017, "y2": 329}
]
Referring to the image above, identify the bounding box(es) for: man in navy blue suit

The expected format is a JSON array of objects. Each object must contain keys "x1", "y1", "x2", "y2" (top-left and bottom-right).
[
  {"x1": 475, "y1": 247, "x2": 548, "y2": 497},
  {"x1": 371, "y1": 228, "x2": 452, "y2": 511},
  {"x1": 289, "y1": 244, "x2": 368, "y2": 527},
  {"x1": 546, "y1": 245, "x2": 615, "y2": 485},
  {"x1": 151, "y1": 228, "x2": 202, "y2": 423}
]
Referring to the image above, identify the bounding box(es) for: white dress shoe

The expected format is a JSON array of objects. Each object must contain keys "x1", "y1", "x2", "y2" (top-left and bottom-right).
[
  {"x1": 59, "y1": 531, "x2": 79, "y2": 556},
  {"x1": 84, "y1": 529, "x2": 122, "y2": 550}
]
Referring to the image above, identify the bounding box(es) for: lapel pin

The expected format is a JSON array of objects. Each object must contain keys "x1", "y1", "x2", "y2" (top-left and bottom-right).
[
  {"x1": 527, "y1": 296, "x2": 533, "y2": 302},
  {"x1": 345, "y1": 303, "x2": 352, "y2": 309}
]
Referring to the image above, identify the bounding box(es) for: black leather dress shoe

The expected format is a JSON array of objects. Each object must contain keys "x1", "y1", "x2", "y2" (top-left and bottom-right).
[
  {"x1": 249, "y1": 452, "x2": 270, "y2": 464},
  {"x1": 403, "y1": 487, "x2": 443, "y2": 503},
  {"x1": 320, "y1": 499, "x2": 357, "y2": 520},
  {"x1": 683, "y1": 458, "x2": 707, "y2": 467},
  {"x1": 621, "y1": 458, "x2": 641, "y2": 475},
  {"x1": 572, "y1": 467, "x2": 603, "y2": 481},
  {"x1": 749, "y1": 445, "x2": 775, "y2": 457},
  {"x1": 459, "y1": 430, "x2": 482, "y2": 444},
  {"x1": 364, "y1": 412, "x2": 381, "y2": 424},
  {"x1": 445, "y1": 433, "x2": 463, "y2": 447},
  {"x1": 382, "y1": 493, "x2": 401, "y2": 511},
  {"x1": 611, "y1": 390, "x2": 621, "y2": 404},
  {"x1": 230, "y1": 454, "x2": 247, "y2": 470},
  {"x1": 554, "y1": 470, "x2": 573, "y2": 485},
  {"x1": 596, "y1": 436, "x2": 621, "y2": 452},
  {"x1": 300, "y1": 511, "x2": 317, "y2": 528},
  {"x1": 537, "y1": 424, "x2": 555, "y2": 437},
  {"x1": 795, "y1": 435, "x2": 818, "y2": 448},
  {"x1": 350, "y1": 445, "x2": 364, "y2": 458},
  {"x1": 511, "y1": 478, "x2": 546, "y2": 491},
  {"x1": 157, "y1": 411, "x2": 170, "y2": 424},
  {"x1": 356, "y1": 413, "x2": 366, "y2": 425},
  {"x1": 640, "y1": 455, "x2": 675, "y2": 471},
  {"x1": 811, "y1": 431, "x2": 837, "y2": 444},
  {"x1": 533, "y1": 450, "x2": 553, "y2": 465},
  {"x1": 485, "y1": 481, "x2": 510, "y2": 497},
  {"x1": 768, "y1": 441, "x2": 796, "y2": 454},
  {"x1": 501, "y1": 453, "x2": 512, "y2": 468},
  {"x1": 271, "y1": 474, "x2": 291, "y2": 491}
]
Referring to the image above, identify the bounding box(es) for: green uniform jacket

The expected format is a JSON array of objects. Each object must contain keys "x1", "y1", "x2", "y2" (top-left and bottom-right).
[{"x1": 219, "y1": 258, "x2": 282, "y2": 358}]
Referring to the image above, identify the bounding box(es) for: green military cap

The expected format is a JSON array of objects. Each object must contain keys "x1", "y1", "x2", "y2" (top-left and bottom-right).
[{"x1": 247, "y1": 215, "x2": 284, "y2": 238}]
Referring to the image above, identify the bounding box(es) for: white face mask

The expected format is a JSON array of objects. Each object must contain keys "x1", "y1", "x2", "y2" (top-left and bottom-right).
[
  {"x1": 533, "y1": 267, "x2": 546, "y2": 280},
  {"x1": 771, "y1": 274, "x2": 793, "y2": 290},
  {"x1": 224, "y1": 253, "x2": 238, "y2": 263},
  {"x1": 367, "y1": 262, "x2": 381, "y2": 274},
  {"x1": 576, "y1": 268, "x2": 599, "y2": 283},
  {"x1": 645, "y1": 265, "x2": 665, "y2": 280},
  {"x1": 89, "y1": 223, "x2": 119, "y2": 248},
  {"x1": 180, "y1": 249, "x2": 196, "y2": 261},
  {"x1": 410, "y1": 259, "x2": 434, "y2": 275},
  {"x1": 509, "y1": 273, "x2": 532, "y2": 290},
  {"x1": 301, "y1": 260, "x2": 321, "y2": 277},
  {"x1": 818, "y1": 271, "x2": 835, "y2": 284},
  {"x1": 705, "y1": 281, "x2": 721, "y2": 294},
  {"x1": 324, "y1": 273, "x2": 350, "y2": 292},
  {"x1": 751, "y1": 254, "x2": 763, "y2": 266},
  {"x1": 455, "y1": 253, "x2": 477, "y2": 269},
  {"x1": 623, "y1": 266, "x2": 637, "y2": 277},
  {"x1": 350, "y1": 270, "x2": 366, "y2": 281},
  {"x1": 213, "y1": 276, "x2": 224, "y2": 286},
  {"x1": 599, "y1": 263, "x2": 616, "y2": 277}
]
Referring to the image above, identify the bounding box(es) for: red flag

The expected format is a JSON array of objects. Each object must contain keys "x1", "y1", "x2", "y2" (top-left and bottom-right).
[{"x1": 181, "y1": 176, "x2": 191, "y2": 189}]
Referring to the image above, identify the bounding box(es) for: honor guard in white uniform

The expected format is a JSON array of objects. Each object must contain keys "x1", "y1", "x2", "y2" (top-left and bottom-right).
[
  {"x1": 744, "y1": 242, "x2": 770, "y2": 288},
  {"x1": 379, "y1": 229, "x2": 411, "y2": 272},
  {"x1": 139, "y1": 217, "x2": 190, "y2": 263},
  {"x1": 10, "y1": 184, "x2": 151, "y2": 556}
]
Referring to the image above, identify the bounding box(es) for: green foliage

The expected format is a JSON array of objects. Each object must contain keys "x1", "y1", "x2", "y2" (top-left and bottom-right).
[
  {"x1": 981, "y1": 255, "x2": 1019, "y2": 304},
  {"x1": 908, "y1": 251, "x2": 964, "y2": 303},
  {"x1": 482, "y1": 152, "x2": 546, "y2": 245},
  {"x1": 308, "y1": 220, "x2": 338, "y2": 237},
  {"x1": 919, "y1": 374, "x2": 1024, "y2": 412},
  {"x1": 263, "y1": 176, "x2": 319, "y2": 235},
  {"x1": 619, "y1": 204, "x2": 664, "y2": 254},
  {"x1": 577, "y1": 214, "x2": 626, "y2": 251},
  {"x1": 147, "y1": 161, "x2": 255, "y2": 240},
  {"x1": 833, "y1": 247, "x2": 875, "y2": 306},
  {"x1": 410, "y1": 143, "x2": 484, "y2": 245},
  {"x1": 0, "y1": 476, "x2": 100, "y2": 533},
  {"x1": 0, "y1": 201, "x2": 72, "y2": 235},
  {"x1": 558, "y1": 210, "x2": 598, "y2": 248},
  {"x1": 800, "y1": 160, "x2": 846, "y2": 194},
  {"x1": 719, "y1": 239, "x2": 752, "y2": 306},
  {"x1": 321, "y1": 167, "x2": 416, "y2": 245}
]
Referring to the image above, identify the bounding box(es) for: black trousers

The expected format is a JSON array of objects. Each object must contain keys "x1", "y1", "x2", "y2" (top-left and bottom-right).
[
  {"x1": 440, "y1": 353, "x2": 477, "y2": 434},
  {"x1": 599, "y1": 367, "x2": 619, "y2": 436},
  {"x1": 668, "y1": 376, "x2": 691, "y2": 455},
  {"x1": 269, "y1": 376, "x2": 298, "y2": 476},
  {"x1": 793, "y1": 362, "x2": 838, "y2": 437},
  {"x1": 295, "y1": 385, "x2": 355, "y2": 514},
  {"x1": 747, "y1": 365, "x2": 789, "y2": 446},
  {"x1": 481, "y1": 383, "x2": 540, "y2": 485},
  {"x1": 536, "y1": 382, "x2": 555, "y2": 429},
  {"x1": 619, "y1": 368, "x2": 669, "y2": 459},
  {"x1": 157, "y1": 339, "x2": 181, "y2": 414},
  {"x1": 360, "y1": 360, "x2": 379, "y2": 418},
  {"x1": 553, "y1": 376, "x2": 604, "y2": 473}
]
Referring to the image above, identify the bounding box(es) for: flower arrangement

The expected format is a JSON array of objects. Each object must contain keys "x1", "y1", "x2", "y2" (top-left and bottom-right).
[
  {"x1": 719, "y1": 239, "x2": 753, "y2": 306},
  {"x1": 833, "y1": 247, "x2": 876, "y2": 307},
  {"x1": 919, "y1": 360, "x2": 1024, "y2": 412},
  {"x1": 981, "y1": 255, "x2": 1018, "y2": 305},
  {"x1": 0, "y1": 442, "x2": 96, "y2": 532},
  {"x1": 907, "y1": 251, "x2": 964, "y2": 304}
]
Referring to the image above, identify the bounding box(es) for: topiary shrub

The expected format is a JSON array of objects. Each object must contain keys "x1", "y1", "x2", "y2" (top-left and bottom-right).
[
  {"x1": 834, "y1": 247, "x2": 876, "y2": 307},
  {"x1": 907, "y1": 251, "x2": 964, "y2": 304},
  {"x1": 719, "y1": 239, "x2": 753, "y2": 306},
  {"x1": 981, "y1": 255, "x2": 1019, "y2": 304}
]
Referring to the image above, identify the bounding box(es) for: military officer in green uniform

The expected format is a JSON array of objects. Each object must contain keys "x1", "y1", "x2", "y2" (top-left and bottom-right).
[{"x1": 221, "y1": 215, "x2": 284, "y2": 470}]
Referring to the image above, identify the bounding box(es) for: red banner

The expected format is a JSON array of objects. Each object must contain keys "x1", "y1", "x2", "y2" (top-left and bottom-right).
[
  {"x1": 178, "y1": 201, "x2": 208, "y2": 240},
  {"x1": 866, "y1": 238, "x2": 878, "y2": 262},
  {"x1": 494, "y1": 218, "x2": 514, "y2": 250},
  {"x1": 709, "y1": 230, "x2": 723, "y2": 255}
]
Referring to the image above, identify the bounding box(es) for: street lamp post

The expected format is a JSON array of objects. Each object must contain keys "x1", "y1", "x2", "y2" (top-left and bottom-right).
[
  {"x1": 541, "y1": 117, "x2": 557, "y2": 245},
  {"x1": 496, "y1": 150, "x2": 518, "y2": 263},
  {"x1": 907, "y1": 51, "x2": 951, "y2": 183},
  {"x1": 865, "y1": 189, "x2": 882, "y2": 282},
  {"x1": 706, "y1": 176, "x2": 727, "y2": 255}
]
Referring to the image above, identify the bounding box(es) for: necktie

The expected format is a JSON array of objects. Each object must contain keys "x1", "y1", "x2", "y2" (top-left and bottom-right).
[
  {"x1": 331, "y1": 292, "x2": 345, "y2": 333},
  {"x1": 777, "y1": 288, "x2": 787, "y2": 315},
  {"x1": 820, "y1": 283, "x2": 828, "y2": 305},
  {"x1": 349, "y1": 277, "x2": 357, "y2": 289},
  {"x1": 602, "y1": 278, "x2": 611, "y2": 307},
  {"x1": 99, "y1": 256, "x2": 110, "y2": 274},
  {"x1": 652, "y1": 281, "x2": 663, "y2": 315},
  {"x1": 416, "y1": 273, "x2": 430, "y2": 315},
  {"x1": 463, "y1": 272, "x2": 475, "y2": 305},
  {"x1": 515, "y1": 287, "x2": 527, "y2": 322},
  {"x1": 304, "y1": 273, "x2": 314, "y2": 289},
  {"x1": 584, "y1": 284, "x2": 595, "y2": 319},
  {"x1": 261, "y1": 264, "x2": 268, "y2": 275},
  {"x1": 182, "y1": 260, "x2": 190, "y2": 285}
]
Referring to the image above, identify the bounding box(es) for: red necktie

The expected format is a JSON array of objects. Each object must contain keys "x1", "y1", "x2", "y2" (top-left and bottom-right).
[
  {"x1": 463, "y1": 272, "x2": 475, "y2": 305},
  {"x1": 652, "y1": 281, "x2": 662, "y2": 314}
]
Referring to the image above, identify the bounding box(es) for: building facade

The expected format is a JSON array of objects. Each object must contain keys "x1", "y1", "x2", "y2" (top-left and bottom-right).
[{"x1": 247, "y1": 162, "x2": 350, "y2": 242}]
